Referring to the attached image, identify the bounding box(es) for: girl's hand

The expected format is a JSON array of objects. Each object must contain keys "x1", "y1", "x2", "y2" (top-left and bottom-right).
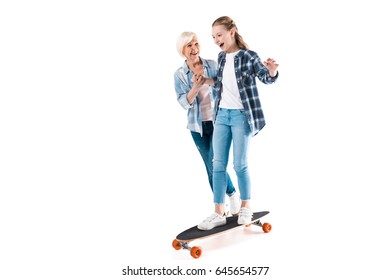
[{"x1": 264, "y1": 58, "x2": 279, "y2": 77}]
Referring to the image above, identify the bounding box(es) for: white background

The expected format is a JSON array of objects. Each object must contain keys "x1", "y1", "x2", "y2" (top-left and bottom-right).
[{"x1": 1, "y1": 0, "x2": 389, "y2": 279}]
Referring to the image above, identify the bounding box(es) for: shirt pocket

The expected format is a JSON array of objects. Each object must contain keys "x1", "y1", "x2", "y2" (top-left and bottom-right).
[{"x1": 241, "y1": 70, "x2": 254, "y2": 86}]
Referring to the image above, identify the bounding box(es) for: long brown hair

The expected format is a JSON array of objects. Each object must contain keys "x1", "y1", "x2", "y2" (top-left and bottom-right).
[{"x1": 212, "y1": 16, "x2": 248, "y2": 50}]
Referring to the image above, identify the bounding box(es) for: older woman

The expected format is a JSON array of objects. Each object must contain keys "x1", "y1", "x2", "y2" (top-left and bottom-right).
[{"x1": 174, "y1": 31, "x2": 240, "y2": 216}]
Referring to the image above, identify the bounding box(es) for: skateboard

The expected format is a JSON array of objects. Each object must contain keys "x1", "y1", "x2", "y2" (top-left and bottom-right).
[{"x1": 172, "y1": 211, "x2": 271, "y2": 259}]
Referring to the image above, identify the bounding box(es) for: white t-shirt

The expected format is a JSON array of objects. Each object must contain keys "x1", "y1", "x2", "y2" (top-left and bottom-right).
[{"x1": 219, "y1": 50, "x2": 244, "y2": 109}]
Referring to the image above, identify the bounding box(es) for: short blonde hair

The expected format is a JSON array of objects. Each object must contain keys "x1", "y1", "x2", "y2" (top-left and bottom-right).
[{"x1": 176, "y1": 31, "x2": 198, "y2": 58}]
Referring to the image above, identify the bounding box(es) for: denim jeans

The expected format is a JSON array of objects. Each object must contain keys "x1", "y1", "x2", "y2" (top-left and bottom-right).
[
  {"x1": 212, "y1": 109, "x2": 252, "y2": 204},
  {"x1": 191, "y1": 121, "x2": 236, "y2": 196}
]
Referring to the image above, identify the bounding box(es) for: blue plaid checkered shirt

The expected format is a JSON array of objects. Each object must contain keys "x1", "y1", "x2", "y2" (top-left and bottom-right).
[{"x1": 214, "y1": 49, "x2": 279, "y2": 136}]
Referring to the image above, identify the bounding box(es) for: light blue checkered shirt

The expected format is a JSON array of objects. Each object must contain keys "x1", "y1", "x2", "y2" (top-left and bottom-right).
[{"x1": 174, "y1": 58, "x2": 219, "y2": 136}]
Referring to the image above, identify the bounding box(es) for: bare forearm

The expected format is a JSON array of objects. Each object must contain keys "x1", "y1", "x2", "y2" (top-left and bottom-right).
[
  {"x1": 186, "y1": 76, "x2": 213, "y2": 104},
  {"x1": 186, "y1": 86, "x2": 201, "y2": 104},
  {"x1": 204, "y1": 78, "x2": 214, "y2": 86},
  {"x1": 269, "y1": 70, "x2": 277, "y2": 77}
]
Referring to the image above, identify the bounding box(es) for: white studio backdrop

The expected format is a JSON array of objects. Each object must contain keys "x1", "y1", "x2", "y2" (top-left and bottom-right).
[{"x1": 1, "y1": 0, "x2": 389, "y2": 279}]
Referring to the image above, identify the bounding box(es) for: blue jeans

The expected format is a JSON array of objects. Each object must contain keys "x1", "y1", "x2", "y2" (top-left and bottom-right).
[
  {"x1": 191, "y1": 121, "x2": 236, "y2": 196},
  {"x1": 213, "y1": 109, "x2": 252, "y2": 204}
]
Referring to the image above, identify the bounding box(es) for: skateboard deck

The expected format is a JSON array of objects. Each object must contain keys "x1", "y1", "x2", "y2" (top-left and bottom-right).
[{"x1": 172, "y1": 211, "x2": 271, "y2": 258}]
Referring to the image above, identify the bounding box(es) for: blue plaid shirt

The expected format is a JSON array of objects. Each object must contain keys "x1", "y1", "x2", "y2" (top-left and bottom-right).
[
  {"x1": 214, "y1": 49, "x2": 279, "y2": 136},
  {"x1": 174, "y1": 58, "x2": 218, "y2": 135}
]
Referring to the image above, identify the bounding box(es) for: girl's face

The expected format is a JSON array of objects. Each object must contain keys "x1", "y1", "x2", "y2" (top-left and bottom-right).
[
  {"x1": 183, "y1": 36, "x2": 200, "y2": 62},
  {"x1": 212, "y1": 25, "x2": 237, "y2": 53}
]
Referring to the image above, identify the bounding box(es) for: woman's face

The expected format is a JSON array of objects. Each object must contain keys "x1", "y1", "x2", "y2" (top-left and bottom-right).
[
  {"x1": 212, "y1": 25, "x2": 236, "y2": 53},
  {"x1": 183, "y1": 36, "x2": 200, "y2": 61}
]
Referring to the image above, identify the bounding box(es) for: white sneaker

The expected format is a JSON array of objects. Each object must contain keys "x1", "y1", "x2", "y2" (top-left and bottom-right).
[
  {"x1": 197, "y1": 213, "x2": 226, "y2": 230},
  {"x1": 229, "y1": 192, "x2": 240, "y2": 216},
  {"x1": 237, "y1": 207, "x2": 253, "y2": 225}
]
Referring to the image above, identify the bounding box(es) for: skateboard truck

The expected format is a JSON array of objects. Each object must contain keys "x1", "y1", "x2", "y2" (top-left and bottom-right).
[{"x1": 172, "y1": 240, "x2": 202, "y2": 259}]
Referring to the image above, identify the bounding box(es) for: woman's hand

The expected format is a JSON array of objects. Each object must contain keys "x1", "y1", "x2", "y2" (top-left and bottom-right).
[{"x1": 191, "y1": 73, "x2": 206, "y2": 88}]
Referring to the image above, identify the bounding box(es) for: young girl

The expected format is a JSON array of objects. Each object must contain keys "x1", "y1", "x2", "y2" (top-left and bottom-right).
[{"x1": 197, "y1": 16, "x2": 279, "y2": 230}]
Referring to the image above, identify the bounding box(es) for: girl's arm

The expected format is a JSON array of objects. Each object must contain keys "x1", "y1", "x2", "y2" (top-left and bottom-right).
[{"x1": 254, "y1": 55, "x2": 279, "y2": 84}]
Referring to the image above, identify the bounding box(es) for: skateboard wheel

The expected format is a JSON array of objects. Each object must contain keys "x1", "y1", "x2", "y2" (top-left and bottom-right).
[
  {"x1": 172, "y1": 239, "x2": 181, "y2": 250},
  {"x1": 262, "y1": 222, "x2": 272, "y2": 233},
  {"x1": 190, "y1": 246, "x2": 202, "y2": 259}
]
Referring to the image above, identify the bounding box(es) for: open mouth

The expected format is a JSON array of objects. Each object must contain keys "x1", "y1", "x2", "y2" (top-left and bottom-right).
[{"x1": 219, "y1": 43, "x2": 224, "y2": 48}]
